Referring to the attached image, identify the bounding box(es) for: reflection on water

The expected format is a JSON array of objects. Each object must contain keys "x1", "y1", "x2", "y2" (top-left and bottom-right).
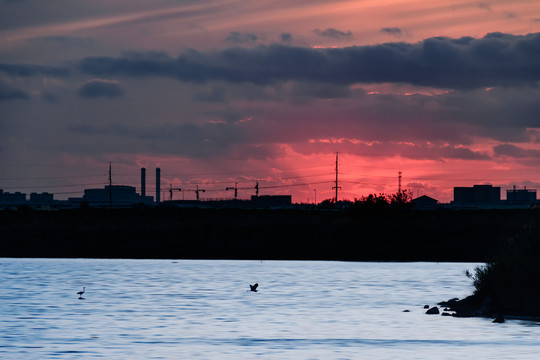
[{"x1": 1, "y1": 259, "x2": 539, "y2": 359}]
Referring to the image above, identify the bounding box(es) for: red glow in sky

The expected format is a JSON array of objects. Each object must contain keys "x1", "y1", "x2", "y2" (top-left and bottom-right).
[{"x1": 2, "y1": 1, "x2": 540, "y2": 203}]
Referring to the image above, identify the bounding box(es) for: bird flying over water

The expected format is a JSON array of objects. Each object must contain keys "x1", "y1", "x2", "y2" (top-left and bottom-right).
[{"x1": 250, "y1": 283, "x2": 258, "y2": 292}]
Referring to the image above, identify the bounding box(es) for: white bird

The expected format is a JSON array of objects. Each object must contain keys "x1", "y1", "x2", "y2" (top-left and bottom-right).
[
  {"x1": 249, "y1": 283, "x2": 258, "y2": 292},
  {"x1": 77, "y1": 287, "x2": 85, "y2": 299}
]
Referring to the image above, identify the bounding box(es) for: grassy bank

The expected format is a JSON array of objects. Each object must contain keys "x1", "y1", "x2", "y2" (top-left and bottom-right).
[{"x1": 2, "y1": 207, "x2": 540, "y2": 261}]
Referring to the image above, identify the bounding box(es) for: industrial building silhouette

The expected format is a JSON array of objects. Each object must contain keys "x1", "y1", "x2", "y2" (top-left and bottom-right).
[
  {"x1": 1, "y1": 166, "x2": 538, "y2": 210},
  {"x1": 0, "y1": 167, "x2": 292, "y2": 209}
]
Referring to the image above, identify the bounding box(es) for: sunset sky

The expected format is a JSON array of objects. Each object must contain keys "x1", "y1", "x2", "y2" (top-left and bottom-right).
[{"x1": 2, "y1": 0, "x2": 540, "y2": 203}]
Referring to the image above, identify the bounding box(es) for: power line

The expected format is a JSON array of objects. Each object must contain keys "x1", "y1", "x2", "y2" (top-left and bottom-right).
[
  {"x1": 0, "y1": 174, "x2": 106, "y2": 181},
  {"x1": 0, "y1": 182, "x2": 106, "y2": 189}
]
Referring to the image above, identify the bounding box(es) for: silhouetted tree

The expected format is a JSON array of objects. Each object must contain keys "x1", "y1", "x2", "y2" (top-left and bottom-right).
[
  {"x1": 389, "y1": 189, "x2": 413, "y2": 209},
  {"x1": 350, "y1": 190, "x2": 412, "y2": 211}
]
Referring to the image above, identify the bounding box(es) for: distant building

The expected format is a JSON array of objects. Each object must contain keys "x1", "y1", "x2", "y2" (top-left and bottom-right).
[
  {"x1": 28, "y1": 192, "x2": 55, "y2": 210},
  {"x1": 453, "y1": 185, "x2": 500, "y2": 208},
  {"x1": 69, "y1": 185, "x2": 153, "y2": 208},
  {"x1": 0, "y1": 190, "x2": 27, "y2": 208},
  {"x1": 163, "y1": 195, "x2": 293, "y2": 209},
  {"x1": 250, "y1": 195, "x2": 292, "y2": 208},
  {"x1": 411, "y1": 195, "x2": 438, "y2": 210},
  {"x1": 29, "y1": 192, "x2": 54, "y2": 204},
  {"x1": 506, "y1": 187, "x2": 536, "y2": 204}
]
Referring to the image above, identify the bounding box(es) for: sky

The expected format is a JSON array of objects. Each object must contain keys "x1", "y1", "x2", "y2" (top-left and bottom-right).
[{"x1": 2, "y1": 0, "x2": 540, "y2": 203}]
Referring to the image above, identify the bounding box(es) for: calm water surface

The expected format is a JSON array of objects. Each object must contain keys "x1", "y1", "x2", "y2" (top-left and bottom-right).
[{"x1": 1, "y1": 259, "x2": 539, "y2": 359}]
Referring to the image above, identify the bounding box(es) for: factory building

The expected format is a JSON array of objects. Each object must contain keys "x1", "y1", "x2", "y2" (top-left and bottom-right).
[{"x1": 453, "y1": 185, "x2": 501, "y2": 208}]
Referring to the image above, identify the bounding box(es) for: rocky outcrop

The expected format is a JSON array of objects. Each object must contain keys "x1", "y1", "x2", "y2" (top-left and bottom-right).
[{"x1": 425, "y1": 306, "x2": 440, "y2": 315}]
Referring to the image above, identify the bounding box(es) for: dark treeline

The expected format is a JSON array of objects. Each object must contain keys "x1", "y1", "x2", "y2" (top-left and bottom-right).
[{"x1": 2, "y1": 206, "x2": 540, "y2": 261}]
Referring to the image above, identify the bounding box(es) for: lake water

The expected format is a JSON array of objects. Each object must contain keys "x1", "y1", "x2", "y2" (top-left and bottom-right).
[{"x1": 1, "y1": 259, "x2": 539, "y2": 359}]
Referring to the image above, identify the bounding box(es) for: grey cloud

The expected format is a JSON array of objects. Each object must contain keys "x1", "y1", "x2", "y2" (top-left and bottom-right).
[
  {"x1": 0, "y1": 81, "x2": 29, "y2": 101},
  {"x1": 478, "y1": 3, "x2": 492, "y2": 11},
  {"x1": 77, "y1": 79, "x2": 124, "y2": 99},
  {"x1": 225, "y1": 31, "x2": 258, "y2": 43},
  {"x1": 313, "y1": 28, "x2": 352, "y2": 39},
  {"x1": 439, "y1": 145, "x2": 489, "y2": 160},
  {"x1": 67, "y1": 120, "x2": 247, "y2": 158},
  {"x1": 381, "y1": 27, "x2": 402, "y2": 36},
  {"x1": 290, "y1": 82, "x2": 352, "y2": 101},
  {"x1": 291, "y1": 140, "x2": 488, "y2": 161},
  {"x1": 193, "y1": 86, "x2": 227, "y2": 103},
  {"x1": 41, "y1": 91, "x2": 60, "y2": 103},
  {"x1": 28, "y1": 36, "x2": 97, "y2": 48},
  {"x1": 78, "y1": 32, "x2": 540, "y2": 89},
  {"x1": 0, "y1": 63, "x2": 71, "y2": 77},
  {"x1": 281, "y1": 33, "x2": 292, "y2": 43},
  {"x1": 493, "y1": 144, "x2": 540, "y2": 158}
]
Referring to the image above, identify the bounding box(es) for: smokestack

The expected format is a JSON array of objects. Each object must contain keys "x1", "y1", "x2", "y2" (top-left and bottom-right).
[
  {"x1": 141, "y1": 168, "x2": 146, "y2": 197},
  {"x1": 156, "y1": 167, "x2": 161, "y2": 204}
]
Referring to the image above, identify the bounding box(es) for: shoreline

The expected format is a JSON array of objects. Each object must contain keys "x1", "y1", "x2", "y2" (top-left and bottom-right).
[{"x1": 437, "y1": 295, "x2": 540, "y2": 322}]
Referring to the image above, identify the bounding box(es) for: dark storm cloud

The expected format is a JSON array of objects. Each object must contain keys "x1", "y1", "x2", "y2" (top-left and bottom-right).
[
  {"x1": 0, "y1": 63, "x2": 71, "y2": 77},
  {"x1": 313, "y1": 28, "x2": 352, "y2": 39},
  {"x1": 77, "y1": 79, "x2": 124, "y2": 99},
  {"x1": 225, "y1": 31, "x2": 258, "y2": 43},
  {"x1": 381, "y1": 27, "x2": 402, "y2": 36},
  {"x1": 78, "y1": 32, "x2": 540, "y2": 89},
  {"x1": 0, "y1": 81, "x2": 29, "y2": 101}
]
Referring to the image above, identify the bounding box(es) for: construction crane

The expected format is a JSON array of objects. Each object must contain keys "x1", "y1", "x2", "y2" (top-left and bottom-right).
[
  {"x1": 168, "y1": 184, "x2": 182, "y2": 201},
  {"x1": 226, "y1": 181, "x2": 260, "y2": 200},
  {"x1": 191, "y1": 185, "x2": 205, "y2": 201},
  {"x1": 226, "y1": 183, "x2": 238, "y2": 199},
  {"x1": 179, "y1": 185, "x2": 206, "y2": 201}
]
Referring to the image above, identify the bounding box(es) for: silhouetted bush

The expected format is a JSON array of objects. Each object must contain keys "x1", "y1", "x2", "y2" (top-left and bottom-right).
[{"x1": 466, "y1": 231, "x2": 540, "y2": 315}]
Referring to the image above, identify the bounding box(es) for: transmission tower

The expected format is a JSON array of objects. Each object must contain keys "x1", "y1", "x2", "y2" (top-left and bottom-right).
[
  {"x1": 398, "y1": 170, "x2": 402, "y2": 194},
  {"x1": 332, "y1": 152, "x2": 341, "y2": 203}
]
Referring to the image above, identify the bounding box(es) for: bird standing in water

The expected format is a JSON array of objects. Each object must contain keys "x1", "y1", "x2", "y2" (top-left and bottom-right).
[{"x1": 77, "y1": 287, "x2": 85, "y2": 299}]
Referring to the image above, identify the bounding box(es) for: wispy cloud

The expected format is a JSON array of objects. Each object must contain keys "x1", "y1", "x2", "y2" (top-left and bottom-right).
[
  {"x1": 381, "y1": 27, "x2": 402, "y2": 36},
  {"x1": 313, "y1": 28, "x2": 352, "y2": 39}
]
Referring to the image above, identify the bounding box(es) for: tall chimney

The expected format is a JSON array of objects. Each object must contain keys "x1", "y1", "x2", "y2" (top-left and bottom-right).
[
  {"x1": 156, "y1": 167, "x2": 161, "y2": 204},
  {"x1": 141, "y1": 168, "x2": 146, "y2": 197}
]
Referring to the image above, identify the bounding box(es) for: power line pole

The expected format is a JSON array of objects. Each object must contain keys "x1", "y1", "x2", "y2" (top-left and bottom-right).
[
  {"x1": 108, "y1": 161, "x2": 112, "y2": 209},
  {"x1": 398, "y1": 170, "x2": 402, "y2": 194},
  {"x1": 332, "y1": 152, "x2": 341, "y2": 204}
]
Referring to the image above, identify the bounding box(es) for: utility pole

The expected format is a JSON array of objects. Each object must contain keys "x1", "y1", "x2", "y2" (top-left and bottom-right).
[
  {"x1": 108, "y1": 161, "x2": 112, "y2": 209},
  {"x1": 255, "y1": 181, "x2": 259, "y2": 197},
  {"x1": 332, "y1": 152, "x2": 341, "y2": 204}
]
